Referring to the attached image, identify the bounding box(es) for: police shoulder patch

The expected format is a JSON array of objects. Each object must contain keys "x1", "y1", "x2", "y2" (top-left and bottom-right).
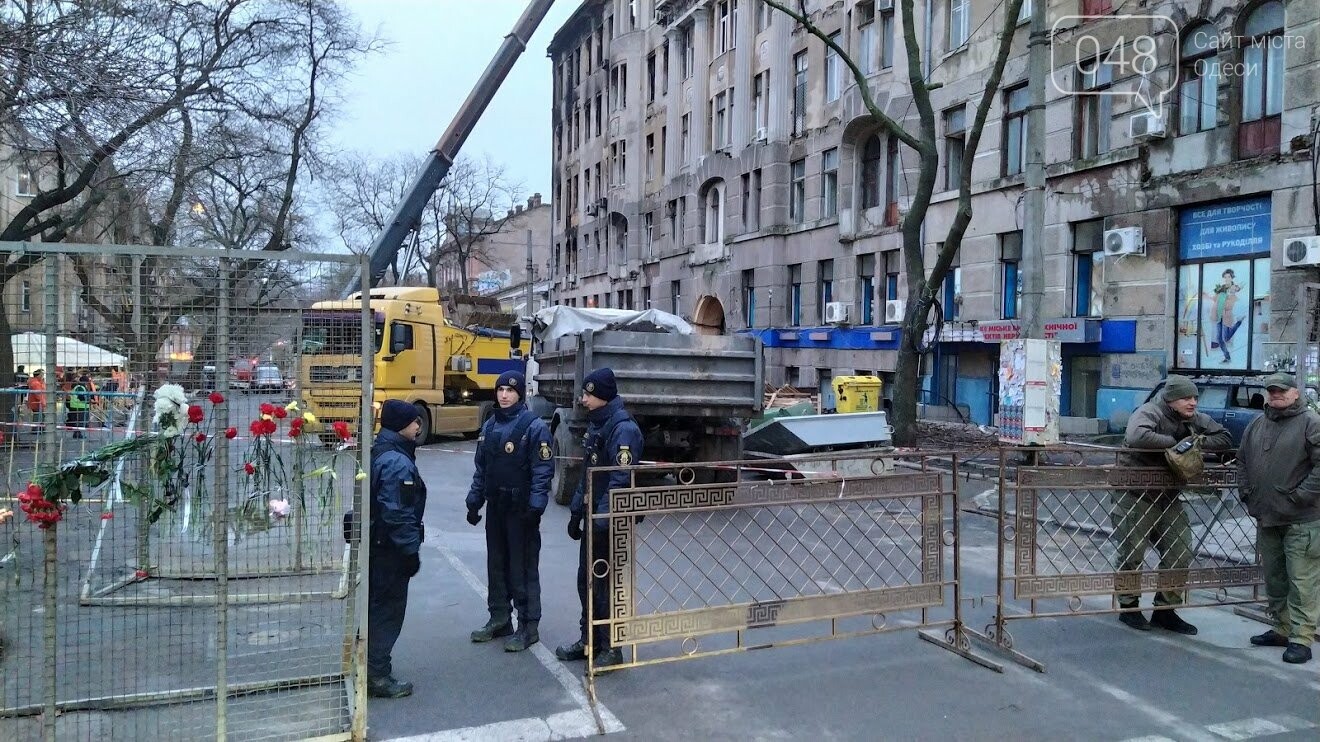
[
  {"x1": 616, "y1": 445, "x2": 633, "y2": 466},
  {"x1": 539, "y1": 441, "x2": 553, "y2": 461}
]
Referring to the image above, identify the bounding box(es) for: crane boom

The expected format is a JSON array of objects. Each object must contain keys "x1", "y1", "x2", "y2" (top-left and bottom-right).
[{"x1": 341, "y1": 0, "x2": 559, "y2": 297}]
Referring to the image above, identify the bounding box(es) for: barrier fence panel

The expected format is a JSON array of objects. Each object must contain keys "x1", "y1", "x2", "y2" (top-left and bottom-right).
[
  {"x1": 0, "y1": 244, "x2": 371, "y2": 741},
  {"x1": 972, "y1": 447, "x2": 1261, "y2": 671},
  {"x1": 582, "y1": 451, "x2": 1000, "y2": 705}
]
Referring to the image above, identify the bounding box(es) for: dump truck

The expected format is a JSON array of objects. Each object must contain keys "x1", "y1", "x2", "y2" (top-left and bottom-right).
[
  {"x1": 300, "y1": 286, "x2": 526, "y2": 441},
  {"x1": 528, "y1": 307, "x2": 764, "y2": 504}
]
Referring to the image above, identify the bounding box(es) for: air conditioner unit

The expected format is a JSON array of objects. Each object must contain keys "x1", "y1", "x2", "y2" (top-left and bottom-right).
[
  {"x1": 876, "y1": 0, "x2": 894, "y2": 10},
  {"x1": 755, "y1": 126, "x2": 767, "y2": 142},
  {"x1": 1281, "y1": 235, "x2": 1320, "y2": 268},
  {"x1": 585, "y1": 204, "x2": 599, "y2": 217},
  {"x1": 1103, "y1": 226, "x2": 1145, "y2": 258},
  {"x1": 884, "y1": 299, "x2": 905, "y2": 323},
  {"x1": 825, "y1": 301, "x2": 850, "y2": 324},
  {"x1": 1129, "y1": 111, "x2": 1166, "y2": 141},
  {"x1": 567, "y1": 273, "x2": 578, "y2": 286}
]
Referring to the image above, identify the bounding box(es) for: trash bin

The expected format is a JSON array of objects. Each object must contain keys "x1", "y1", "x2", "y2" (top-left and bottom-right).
[{"x1": 832, "y1": 375, "x2": 883, "y2": 414}]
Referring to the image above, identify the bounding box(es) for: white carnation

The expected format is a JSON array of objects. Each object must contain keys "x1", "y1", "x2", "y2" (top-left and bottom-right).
[{"x1": 152, "y1": 384, "x2": 188, "y2": 437}]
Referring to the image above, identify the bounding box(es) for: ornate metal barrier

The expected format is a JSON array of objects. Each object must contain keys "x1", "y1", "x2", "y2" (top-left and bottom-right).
[
  {"x1": 970, "y1": 447, "x2": 1262, "y2": 671},
  {"x1": 582, "y1": 451, "x2": 1000, "y2": 699}
]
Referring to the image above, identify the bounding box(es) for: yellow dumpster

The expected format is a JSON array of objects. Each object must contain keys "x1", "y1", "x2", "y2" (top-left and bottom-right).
[{"x1": 832, "y1": 375, "x2": 883, "y2": 414}]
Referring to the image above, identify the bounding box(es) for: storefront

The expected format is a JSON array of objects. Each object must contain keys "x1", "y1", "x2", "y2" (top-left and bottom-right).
[{"x1": 1175, "y1": 196, "x2": 1272, "y2": 372}]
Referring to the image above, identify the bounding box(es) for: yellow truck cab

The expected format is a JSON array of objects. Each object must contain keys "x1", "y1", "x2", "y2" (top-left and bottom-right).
[{"x1": 300, "y1": 286, "x2": 527, "y2": 441}]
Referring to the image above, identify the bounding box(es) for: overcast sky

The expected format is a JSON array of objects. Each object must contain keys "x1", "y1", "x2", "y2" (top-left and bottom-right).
[{"x1": 331, "y1": 0, "x2": 579, "y2": 202}]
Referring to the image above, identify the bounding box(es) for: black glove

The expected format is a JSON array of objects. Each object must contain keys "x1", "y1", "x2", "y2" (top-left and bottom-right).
[
  {"x1": 567, "y1": 514, "x2": 583, "y2": 541},
  {"x1": 402, "y1": 552, "x2": 420, "y2": 578},
  {"x1": 466, "y1": 508, "x2": 482, "y2": 526},
  {"x1": 524, "y1": 508, "x2": 543, "y2": 527}
]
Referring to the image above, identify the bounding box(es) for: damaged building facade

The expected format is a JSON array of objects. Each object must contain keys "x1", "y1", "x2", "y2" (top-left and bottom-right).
[{"x1": 546, "y1": 0, "x2": 1319, "y2": 430}]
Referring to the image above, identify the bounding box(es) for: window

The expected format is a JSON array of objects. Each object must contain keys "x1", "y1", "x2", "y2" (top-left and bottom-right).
[
  {"x1": 16, "y1": 170, "x2": 35, "y2": 197},
  {"x1": 1003, "y1": 84, "x2": 1028, "y2": 176},
  {"x1": 792, "y1": 51, "x2": 808, "y2": 136},
  {"x1": 584, "y1": 166, "x2": 592, "y2": 204},
  {"x1": 942, "y1": 259, "x2": 961, "y2": 321},
  {"x1": 644, "y1": 211, "x2": 656, "y2": 259},
  {"x1": 680, "y1": 25, "x2": 695, "y2": 79},
  {"x1": 1076, "y1": 59, "x2": 1112, "y2": 158},
  {"x1": 671, "y1": 280, "x2": 682, "y2": 315},
  {"x1": 1018, "y1": 0, "x2": 1032, "y2": 23},
  {"x1": 660, "y1": 125, "x2": 667, "y2": 175},
  {"x1": 703, "y1": 182, "x2": 724, "y2": 244},
  {"x1": 857, "y1": 254, "x2": 875, "y2": 325},
  {"x1": 667, "y1": 198, "x2": 681, "y2": 244},
  {"x1": 880, "y1": 6, "x2": 894, "y2": 68},
  {"x1": 647, "y1": 51, "x2": 657, "y2": 102},
  {"x1": 1081, "y1": 0, "x2": 1113, "y2": 14},
  {"x1": 742, "y1": 269, "x2": 757, "y2": 327},
  {"x1": 1000, "y1": 232, "x2": 1022, "y2": 319},
  {"x1": 856, "y1": 1, "x2": 875, "y2": 74},
  {"x1": 712, "y1": 90, "x2": 732, "y2": 149},
  {"x1": 661, "y1": 42, "x2": 670, "y2": 95},
  {"x1": 1179, "y1": 23, "x2": 1219, "y2": 135},
  {"x1": 614, "y1": 215, "x2": 628, "y2": 264},
  {"x1": 755, "y1": 0, "x2": 772, "y2": 32},
  {"x1": 680, "y1": 114, "x2": 691, "y2": 161},
  {"x1": 594, "y1": 93, "x2": 603, "y2": 137},
  {"x1": 861, "y1": 135, "x2": 883, "y2": 209},
  {"x1": 752, "y1": 71, "x2": 770, "y2": 136},
  {"x1": 1072, "y1": 219, "x2": 1104, "y2": 317},
  {"x1": 948, "y1": 0, "x2": 969, "y2": 50},
  {"x1": 825, "y1": 32, "x2": 842, "y2": 102},
  {"x1": 1240, "y1": 1, "x2": 1284, "y2": 157},
  {"x1": 643, "y1": 286, "x2": 652, "y2": 310},
  {"x1": 584, "y1": 98, "x2": 593, "y2": 142},
  {"x1": 646, "y1": 133, "x2": 656, "y2": 180},
  {"x1": 746, "y1": 168, "x2": 762, "y2": 230},
  {"x1": 611, "y1": 63, "x2": 628, "y2": 110},
  {"x1": 885, "y1": 136, "x2": 900, "y2": 224},
  {"x1": 883, "y1": 250, "x2": 900, "y2": 301},
  {"x1": 20, "y1": 280, "x2": 31, "y2": 312},
  {"x1": 944, "y1": 106, "x2": 967, "y2": 190},
  {"x1": 627, "y1": 0, "x2": 636, "y2": 30},
  {"x1": 818, "y1": 259, "x2": 834, "y2": 323},
  {"x1": 821, "y1": 148, "x2": 839, "y2": 217},
  {"x1": 610, "y1": 140, "x2": 627, "y2": 185},
  {"x1": 788, "y1": 263, "x2": 802, "y2": 326},
  {"x1": 715, "y1": 0, "x2": 736, "y2": 54},
  {"x1": 790, "y1": 158, "x2": 806, "y2": 223}
]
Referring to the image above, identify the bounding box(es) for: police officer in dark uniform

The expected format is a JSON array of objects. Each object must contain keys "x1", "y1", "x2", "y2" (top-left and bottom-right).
[
  {"x1": 466, "y1": 370, "x2": 554, "y2": 652},
  {"x1": 554, "y1": 367, "x2": 643, "y2": 668},
  {"x1": 368, "y1": 399, "x2": 428, "y2": 698}
]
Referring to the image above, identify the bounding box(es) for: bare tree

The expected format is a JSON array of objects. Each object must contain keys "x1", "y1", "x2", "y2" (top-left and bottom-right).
[
  {"x1": 322, "y1": 151, "x2": 440, "y2": 284},
  {"x1": 432, "y1": 155, "x2": 522, "y2": 294},
  {"x1": 766, "y1": 0, "x2": 1025, "y2": 446}
]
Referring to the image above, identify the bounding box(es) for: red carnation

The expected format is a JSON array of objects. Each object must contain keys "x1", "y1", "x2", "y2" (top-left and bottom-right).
[
  {"x1": 288, "y1": 426, "x2": 301, "y2": 438},
  {"x1": 26, "y1": 483, "x2": 43, "y2": 499},
  {"x1": 273, "y1": 407, "x2": 288, "y2": 419},
  {"x1": 333, "y1": 421, "x2": 352, "y2": 441},
  {"x1": 225, "y1": 427, "x2": 238, "y2": 440},
  {"x1": 259, "y1": 402, "x2": 275, "y2": 416},
  {"x1": 244, "y1": 462, "x2": 255, "y2": 475},
  {"x1": 209, "y1": 392, "x2": 225, "y2": 405},
  {"x1": 101, "y1": 512, "x2": 113, "y2": 521},
  {"x1": 194, "y1": 432, "x2": 207, "y2": 443},
  {"x1": 249, "y1": 420, "x2": 264, "y2": 436},
  {"x1": 262, "y1": 419, "x2": 277, "y2": 435},
  {"x1": 187, "y1": 405, "x2": 205, "y2": 424}
]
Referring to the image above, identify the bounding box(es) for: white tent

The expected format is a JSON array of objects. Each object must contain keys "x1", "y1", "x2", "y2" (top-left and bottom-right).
[{"x1": 11, "y1": 332, "x2": 127, "y2": 372}]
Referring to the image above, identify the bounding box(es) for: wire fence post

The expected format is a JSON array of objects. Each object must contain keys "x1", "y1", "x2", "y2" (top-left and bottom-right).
[
  {"x1": 40, "y1": 254, "x2": 58, "y2": 742},
  {"x1": 214, "y1": 259, "x2": 231, "y2": 739}
]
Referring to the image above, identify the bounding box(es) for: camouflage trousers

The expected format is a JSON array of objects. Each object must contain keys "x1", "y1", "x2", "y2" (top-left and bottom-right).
[
  {"x1": 1111, "y1": 491, "x2": 1192, "y2": 608},
  {"x1": 1258, "y1": 519, "x2": 1320, "y2": 646}
]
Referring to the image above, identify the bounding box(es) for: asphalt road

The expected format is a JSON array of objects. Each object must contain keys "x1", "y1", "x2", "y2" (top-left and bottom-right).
[{"x1": 367, "y1": 439, "x2": 1320, "y2": 742}]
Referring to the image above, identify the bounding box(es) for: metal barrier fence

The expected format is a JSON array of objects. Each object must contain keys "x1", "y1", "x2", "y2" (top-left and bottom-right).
[
  {"x1": 0, "y1": 244, "x2": 371, "y2": 741},
  {"x1": 970, "y1": 446, "x2": 1261, "y2": 671},
  {"x1": 582, "y1": 450, "x2": 1001, "y2": 704}
]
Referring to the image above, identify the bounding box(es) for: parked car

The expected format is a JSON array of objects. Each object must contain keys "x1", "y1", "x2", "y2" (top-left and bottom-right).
[
  {"x1": 1142, "y1": 375, "x2": 1268, "y2": 447},
  {"x1": 250, "y1": 365, "x2": 284, "y2": 393}
]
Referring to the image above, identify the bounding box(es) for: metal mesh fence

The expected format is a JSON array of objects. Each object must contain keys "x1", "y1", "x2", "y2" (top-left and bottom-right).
[{"x1": 0, "y1": 244, "x2": 369, "y2": 741}]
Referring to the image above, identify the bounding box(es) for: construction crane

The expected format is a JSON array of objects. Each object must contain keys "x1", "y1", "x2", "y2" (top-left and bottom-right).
[{"x1": 339, "y1": 0, "x2": 558, "y2": 298}]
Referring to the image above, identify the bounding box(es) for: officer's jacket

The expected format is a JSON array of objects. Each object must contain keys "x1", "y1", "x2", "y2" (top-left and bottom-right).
[
  {"x1": 370, "y1": 428, "x2": 427, "y2": 554},
  {"x1": 466, "y1": 402, "x2": 554, "y2": 513},
  {"x1": 570, "y1": 396, "x2": 643, "y2": 528}
]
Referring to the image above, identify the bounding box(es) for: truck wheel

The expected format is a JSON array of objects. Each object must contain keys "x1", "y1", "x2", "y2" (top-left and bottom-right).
[
  {"x1": 413, "y1": 403, "x2": 432, "y2": 444},
  {"x1": 551, "y1": 423, "x2": 580, "y2": 506}
]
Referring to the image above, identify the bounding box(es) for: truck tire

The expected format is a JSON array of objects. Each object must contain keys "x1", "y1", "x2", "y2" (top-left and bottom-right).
[
  {"x1": 414, "y1": 402, "x2": 432, "y2": 444},
  {"x1": 551, "y1": 422, "x2": 580, "y2": 507}
]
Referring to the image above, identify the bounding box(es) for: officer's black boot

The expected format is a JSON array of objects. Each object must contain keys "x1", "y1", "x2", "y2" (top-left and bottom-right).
[
  {"x1": 594, "y1": 647, "x2": 624, "y2": 667},
  {"x1": 1150, "y1": 608, "x2": 1198, "y2": 635},
  {"x1": 505, "y1": 620, "x2": 539, "y2": 652},
  {"x1": 470, "y1": 617, "x2": 514, "y2": 643},
  {"x1": 1118, "y1": 609, "x2": 1152, "y2": 631},
  {"x1": 368, "y1": 675, "x2": 414, "y2": 698},
  {"x1": 554, "y1": 638, "x2": 586, "y2": 661}
]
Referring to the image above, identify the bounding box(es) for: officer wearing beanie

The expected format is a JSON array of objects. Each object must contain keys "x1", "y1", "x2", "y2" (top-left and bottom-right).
[
  {"x1": 1116, "y1": 374, "x2": 1231, "y2": 634},
  {"x1": 466, "y1": 370, "x2": 554, "y2": 652},
  {"x1": 368, "y1": 399, "x2": 429, "y2": 698},
  {"x1": 554, "y1": 367, "x2": 643, "y2": 668}
]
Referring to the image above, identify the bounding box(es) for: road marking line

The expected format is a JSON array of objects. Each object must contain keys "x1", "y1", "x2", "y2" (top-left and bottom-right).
[
  {"x1": 1087, "y1": 676, "x2": 1219, "y2": 742},
  {"x1": 432, "y1": 541, "x2": 625, "y2": 736},
  {"x1": 1205, "y1": 717, "x2": 1291, "y2": 740},
  {"x1": 1118, "y1": 736, "x2": 1176, "y2": 742},
  {"x1": 385, "y1": 709, "x2": 599, "y2": 742}
]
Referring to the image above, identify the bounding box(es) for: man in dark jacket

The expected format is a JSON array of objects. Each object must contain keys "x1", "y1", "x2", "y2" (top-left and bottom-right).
[
  {"x1": 466, "y1": 370, "x2": 554, "y2": 652},
  {"x1": 1237, "y1": 372, "x2": 1320, "y2": 664},
  {"x1": 368, "y1": 399, "x2": 428, "y2": 698},
  {"x1": 554, "y1": 367, "x2": 643, "y2": 668},
  {"x1": 1117, "y1": 374, "x2": 1232, "y2": 634}
]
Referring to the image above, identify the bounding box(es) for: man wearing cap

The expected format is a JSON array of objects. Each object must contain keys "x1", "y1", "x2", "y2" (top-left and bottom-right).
[
  {"x1": 1237, "y1": 373, "x2": 1320, "y2": 664},
  {"x1": 1117, "y1": 374, "x2": 1232, "y2": 634},
  {"x1": 466, "y1": 370, "x2": 554, "y2": 652},
  {"x1": 555, "y1": 367, "x2": 643, "y2": 668},
  {"x1": 367, "y1": 399, "x2": 429, "y2": 698}
]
